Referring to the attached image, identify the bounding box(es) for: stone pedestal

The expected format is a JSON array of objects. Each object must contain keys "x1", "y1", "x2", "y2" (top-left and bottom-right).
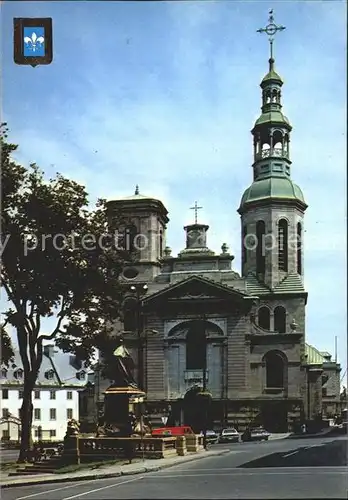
[
  {"x1": 103, "y1": 385, "x2": 145, "y2": 437},
  {"x1": 176, "y1": 435, "x2": 187, "y2": 456}
]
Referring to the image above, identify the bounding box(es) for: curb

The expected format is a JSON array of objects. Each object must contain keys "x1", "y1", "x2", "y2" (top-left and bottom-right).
[
  {"x1": 286, "y1": 430, "x2": 340, "y2": 439},
  {"x1": 1, "y1": 449, "x2": 230, "y2": 489}
]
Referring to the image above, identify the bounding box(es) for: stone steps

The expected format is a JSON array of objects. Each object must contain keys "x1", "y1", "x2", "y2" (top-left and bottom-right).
[{"x1": 9, "y1": 457, "x2": 63, "y2": 476}]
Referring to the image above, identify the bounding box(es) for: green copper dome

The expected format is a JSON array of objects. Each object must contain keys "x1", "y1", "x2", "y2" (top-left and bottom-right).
[
  {"x1": 254, "y1": 110, "x2": 291, "y2": 128},
  {"x1": 261, "y1": 68, "x2": 283, "y2": 85},
  {"x1": 260, "y1": 57, "x2": 283, "y2": 87},
  {"x1": 239, "y1": 177, "x2": 306, "y2": 211}
]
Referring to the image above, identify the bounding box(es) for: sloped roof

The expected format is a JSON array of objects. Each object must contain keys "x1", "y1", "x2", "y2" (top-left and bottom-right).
[
  {"x1": 245, "y1": 273, "x2": 307, "y2": 296},
  {"x1": 143, "y1": 274, "x2": 257, "y2": 304},
  {"x1": 273, "y1": 273, "x2": 306, "y2": 293},
  {"x1": 0, "y1": 346, "x2": 89, "y2": 388},
  {"x1": 305, "y1": 343, "x2": 325, "y2": 365},
  {"x1": 245, "y1": 273, "x2": 271, "y2": 294}
]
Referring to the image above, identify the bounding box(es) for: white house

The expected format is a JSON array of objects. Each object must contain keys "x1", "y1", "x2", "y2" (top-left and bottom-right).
[{"x1": 0, "y1": 344, "x2": 89, "y2": 441}]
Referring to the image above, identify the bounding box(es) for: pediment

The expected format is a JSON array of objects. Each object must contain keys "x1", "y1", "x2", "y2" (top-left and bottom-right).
[{"x1": 143, "y1": 275, "x2": 254, "y2": 306}]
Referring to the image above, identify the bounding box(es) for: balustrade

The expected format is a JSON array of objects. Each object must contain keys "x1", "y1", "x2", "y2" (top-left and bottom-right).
[
  {"x1": 255, "y1": 147, "x2": 288, "y2": 160},
  {"x1": 77, "y1": 436, "x2": 177, "y2": 461}
]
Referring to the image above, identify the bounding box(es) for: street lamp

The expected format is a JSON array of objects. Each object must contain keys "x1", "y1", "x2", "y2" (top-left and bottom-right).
[
  {"x1": 129, "y1": 283, "x2": 148, "y2": 391},
  {"x1": 127, "y1": 284, "x2": 159, "y2": 391},
  {"x1": 202, "y1": 315, "x2": 208, "y2": 450}
]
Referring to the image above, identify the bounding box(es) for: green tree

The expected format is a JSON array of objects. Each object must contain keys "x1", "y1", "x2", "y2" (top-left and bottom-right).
[
  {"x1": 0, "y1": 325, "x2": 15, "y2": 366},
  {"x1": 1, "y1": 124, "x2": 127, "y2": 461}
]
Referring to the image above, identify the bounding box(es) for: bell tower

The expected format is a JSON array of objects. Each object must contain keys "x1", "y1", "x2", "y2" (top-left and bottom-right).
[
  {"x1": 107, "y1": 185, "x2": 169, "y2": 281},
  {"x1": 238, "y1": 12, "x2": 307, "y2": 290}
]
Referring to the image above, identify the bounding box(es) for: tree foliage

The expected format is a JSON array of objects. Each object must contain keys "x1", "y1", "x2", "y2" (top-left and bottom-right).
[
  {"x1": 1, "y1": 124, "x2": 127, "y2": 460},
  {"x1": 0, "y1": 326, "x2": 15, "y2": 366}
]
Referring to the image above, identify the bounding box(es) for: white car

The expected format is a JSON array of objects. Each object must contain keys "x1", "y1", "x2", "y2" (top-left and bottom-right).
[{"x1": 219, "y1": 428, "x2": 240, "y2": 443}]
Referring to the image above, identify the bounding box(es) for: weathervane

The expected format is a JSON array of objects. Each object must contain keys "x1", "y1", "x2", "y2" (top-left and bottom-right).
[
  {"x1": 257, "y1": 10, "x2": 286, "y2": 59},
  {"x1": 190, "y1": 201, "x2": 202, "y2": 224}
]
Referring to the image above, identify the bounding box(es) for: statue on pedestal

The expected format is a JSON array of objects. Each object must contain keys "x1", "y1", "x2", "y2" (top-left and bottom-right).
[
  {"x1": 103, "y1": 335, "x2": 138, "y2": 389},
  {"x1": 97, "y1": 334, "x2": 146, "y2": 438}
]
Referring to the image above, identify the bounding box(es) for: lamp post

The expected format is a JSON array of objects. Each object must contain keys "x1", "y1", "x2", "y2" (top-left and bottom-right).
[
  {"x1": 129, "y1": 283, "x2": 148, "y2": 391},
  {"x1": 128, "y1": 284, "x2": 158, "y2": 389},
  {"x1": 202, "y1": 315, "x2": 208, "y2": 450}
]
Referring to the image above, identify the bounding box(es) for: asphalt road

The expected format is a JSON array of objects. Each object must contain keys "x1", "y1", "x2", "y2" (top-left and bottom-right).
[{"x1": 2, "y1": 436, "x2": 347, "y2": 499}]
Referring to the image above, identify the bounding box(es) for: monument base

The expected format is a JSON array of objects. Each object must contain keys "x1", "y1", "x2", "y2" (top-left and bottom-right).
[{"x1": 102, "y1": 385, "x2": 146, "y2": 437}]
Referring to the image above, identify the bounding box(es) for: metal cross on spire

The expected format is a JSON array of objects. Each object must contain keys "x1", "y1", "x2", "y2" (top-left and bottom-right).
[
  {"x1": 257, "y1": 9, "x2": 286, "y2": 60},
  {"x1": 190, "y1": 201, "x2": 202, "y2": 224}
]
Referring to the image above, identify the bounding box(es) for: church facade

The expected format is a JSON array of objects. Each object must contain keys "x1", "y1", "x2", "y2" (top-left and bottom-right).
[{"x1": 103, "y1": 40, "x2": 337, "y2": 433}]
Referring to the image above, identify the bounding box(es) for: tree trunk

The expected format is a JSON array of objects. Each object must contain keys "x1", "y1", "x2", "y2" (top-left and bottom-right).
[{"x1": 18, "y1": 381, "x2": 34, "y2": 463}]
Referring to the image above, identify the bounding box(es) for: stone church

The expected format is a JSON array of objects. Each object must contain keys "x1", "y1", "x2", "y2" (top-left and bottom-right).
[{"x1": 101, "y1": 44, "x2": 339, "y2": 433}]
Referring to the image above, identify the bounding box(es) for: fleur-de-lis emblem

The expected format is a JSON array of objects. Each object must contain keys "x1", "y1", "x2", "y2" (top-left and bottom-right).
[{"x1": 24, "y1": 32, "x2": 45, "y2": 53}]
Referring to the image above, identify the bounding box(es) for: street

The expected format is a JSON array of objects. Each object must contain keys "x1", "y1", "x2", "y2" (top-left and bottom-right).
[{"x1": 2, "y1": 435, "x2": 347, "y2": 499}]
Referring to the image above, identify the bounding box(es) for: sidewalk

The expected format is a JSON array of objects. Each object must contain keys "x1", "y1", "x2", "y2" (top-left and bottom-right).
[
  {"x1": 287, "y1": 427, "x2": 340, "y2": 439},
  {"x1": 1, "y1": 448, "x2": 230, "y2": 489},
  {"x1": 268, "y1": 433, "x2": 291, "y2": 440}
]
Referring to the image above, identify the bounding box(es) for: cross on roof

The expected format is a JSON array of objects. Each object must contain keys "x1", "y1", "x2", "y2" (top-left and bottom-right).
[
  {"x1": 190, "y1": 201, "x2": 202, "y2": 224},
  {"x1": 257, "y1": 10, "x2": 286, "y2": 59}
]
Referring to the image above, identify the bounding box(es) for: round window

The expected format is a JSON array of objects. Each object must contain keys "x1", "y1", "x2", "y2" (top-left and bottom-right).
[{"x1": 123, "y1": 267, "x2": 139, "y2": 279}]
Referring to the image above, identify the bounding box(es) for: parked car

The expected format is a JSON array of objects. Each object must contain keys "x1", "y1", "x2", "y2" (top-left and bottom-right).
[
  {"x1": 219, "y1": 428, "x2": 240, "y2": 443},
  {"x1": 337, "y1": 421, "x2": 347, "y2": 433},
  {"x1": 200, "y1": 430, "x2": 219, "y2": 444},
  {"x1": 241, "y1": 427, "x2": 270, "y2": 442}
]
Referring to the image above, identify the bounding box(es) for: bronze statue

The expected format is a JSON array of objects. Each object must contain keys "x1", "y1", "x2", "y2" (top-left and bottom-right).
[
  {"x1": 103, "y1": 336, "x2": 138, "y2": 388},
  {"x1": 65, "y1": 419, "x2": 80, "y2": 437}
]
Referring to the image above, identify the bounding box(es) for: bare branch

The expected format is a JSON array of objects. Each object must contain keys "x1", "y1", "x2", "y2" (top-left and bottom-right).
[
  {"x1": 27, "y1": 301, "x2": 36, "y2": 332},
  {"x1": 34, "y1": 311, "x2": 41, "y2": 338},
  {"x1": 2, "y1": 280, "x2": 19, "y2": 310},
  {"x1": 1, "y1": 318, "x2": 9, "y2": 329},
  {"x1": 39, "y1": 317, "x2": 65, "y2": 341},
  {"x1": 39, "y1": 296, "x2": 66, "y2": 341},
  {"x1": 17, "y1": 326, "x2": 31, "y2": 375}
]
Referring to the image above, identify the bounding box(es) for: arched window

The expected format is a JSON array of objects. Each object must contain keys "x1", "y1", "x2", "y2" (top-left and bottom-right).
[
  {"x1": 297, "y1": 223, "x2": 302, "y2": 275},
  {"x1": 186, "y1": 322, "x2": 206, "y2": 370},
  {"x1": 274, "y1": 306, "x2": 286, "y2": 333},
  {"x1": 159, "y1": 230, "x2": 163, "y2": 258},
  {"x1": 242, "y1": 225, "x2": 247, "y2": 267},
  {"x1": 258, "y1": 307, "x2": 270, "y2": 330},
  {"x1": 124, "y1": 224, "x2": 138, "y2": 254},
  {"x1": 278, "y1": 219, "x2": 288, "y2": 272},
  {"x1": 264, "y1": 351, "x2": 285, "y2": 388},
  {"x1": 45, "y1": 370, "x2": 54, "y2": 380},
  {"x1": 123, "y1": 297, "x2": 138, "y2": 332},
  {"x1": 256, "y1": 221, "x2": 266, "y2": 275},
  {"x1": 14, "y1": 369, "x2": 23, "y2": 379}
]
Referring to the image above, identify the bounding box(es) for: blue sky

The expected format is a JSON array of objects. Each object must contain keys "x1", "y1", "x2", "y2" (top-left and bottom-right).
[{"x1": 1, "y1": 1, "x2": 347, "y2": 376}]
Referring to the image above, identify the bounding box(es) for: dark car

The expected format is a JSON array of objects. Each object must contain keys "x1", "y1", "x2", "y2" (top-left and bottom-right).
[
  {"x1": 219, "y1": 428, "x2": 240, "y2": 443},
  {"x1": 242, "y1": 426, "x2": 270, "y2": 442},
  {"x1": 200, "y1": 430, "x2": 219, "y2": 444}
]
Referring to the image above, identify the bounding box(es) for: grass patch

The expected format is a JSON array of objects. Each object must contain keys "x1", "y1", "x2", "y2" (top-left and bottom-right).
[
  {"x1": 55, "y1": 458, "x2": 140, "y2": 474},
  {"x1": 0, "y1": 462, "x2": 20, "y2": 471}
]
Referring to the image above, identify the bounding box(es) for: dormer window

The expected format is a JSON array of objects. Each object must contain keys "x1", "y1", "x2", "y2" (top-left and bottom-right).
[
  {"x1": 14, "y1": 369, "x2": 23, "y2": 379},
  {"x1": 77, "y1": 371, "x2": 86, "y2": 380},
  {"x1": 45, "y1": 370, "x2": 55, "y2": 380},
  {"x1": 1, "y1": 368, "x2": 7, "y2": 378}
]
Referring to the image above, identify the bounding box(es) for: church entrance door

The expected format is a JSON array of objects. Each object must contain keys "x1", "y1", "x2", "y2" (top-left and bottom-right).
[
  {"x1": 183, "y1": 386, "x2": 212, "y2": 432},
  {"x1": 261, "y1": 401, "x2": 288, "y2": 432}
]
